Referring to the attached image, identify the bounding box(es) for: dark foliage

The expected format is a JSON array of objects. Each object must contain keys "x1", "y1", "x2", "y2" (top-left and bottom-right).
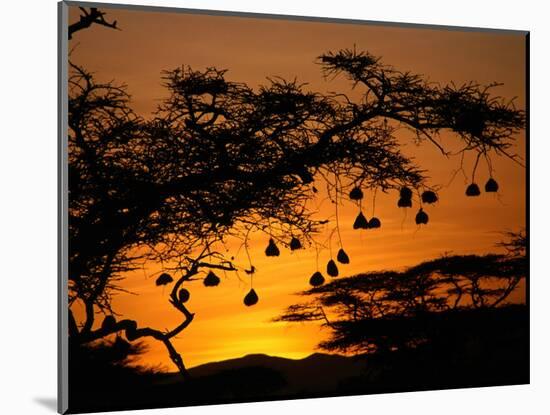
[{"x1": 277, "y1": 232, "x2": 526, "y2": 354}]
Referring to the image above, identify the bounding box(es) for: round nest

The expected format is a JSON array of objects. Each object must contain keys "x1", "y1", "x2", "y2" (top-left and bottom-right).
[
  {"x1": 337, "y1": 248, "x2": 350, "y2": 264},
  {"x1": 465, "y1": 183, "x2": 481, "y2": 197},
  {"x1": 244, "y1": 288, "x2": 259, "y2": 306},
  {"x1": 349, "y1": 186, "x2": 364, "y2": 201},
  {"x1": 289, "y1": 237, "x2": 302, "y2": 251},
  {"x1": 327, "y1": 259, "x2": 339, "y2": 277},
  {"x1": 415, "y1": 208, "x2": 429, "y2": 225},
  {"x1": 265, "y1": 238, "x2": 280, "y2": 257},
  {"x1": 203, "y1": 271, "x2": 221, "y2": 287},
  {"x1": 309, "y1": 271, "x2": 325, "y2": 287},
  {"x1": 353, "y1": 211, "x2": 369, "y2": 229},
  {"x1": 156, "y1": 273, "x2": 173, "y2": 286},
  {"x1": 485, "y1": 178, "x2": 499, "y2": 193}
]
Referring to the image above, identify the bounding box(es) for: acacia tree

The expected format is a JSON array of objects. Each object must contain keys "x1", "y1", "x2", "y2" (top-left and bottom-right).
[
  {"x1": 276, "y1": 232, "x2": 527, "y2": 354},
  {"x1": 68, "y1": 14, "x2": 525, "y2": 376}
]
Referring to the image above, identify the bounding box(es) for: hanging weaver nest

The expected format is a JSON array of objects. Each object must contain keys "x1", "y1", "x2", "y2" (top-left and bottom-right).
[
  {"x1": 178, "y1": 288, "x2": 190, "y2": 303},
  {"x1": 156, "y1": 273, "x2": 173, "y2": 286},
  {"x1": 203, "y1": 271, "x2": 221, "y2": 287},
  {"x1": 400, "y1": 187, "x2": 413, "y2": 200},
  {"x1": 485, "y1": 178, "x2": 499, "y2": 192},
  {"x1": 397, "y1": 198, "x2": 413, "y2": 208},
  {"x1": 353, "y1": 211, "x2": 369, "y2": 229},
  {"x1": 466, "y1": 183, "x2": 481, "y2": 197},
  {"x1": 243, "y1": 288, "x2": 259, "y2": 306},
  {"x1": 415, "y1": 208, "x2": 429, "y2": 225},
  {"x1": 421, "y1": 190, "x2": 438, "y2": 204},
  {"x1": 289, "y1": 237, "x2": 302, "y2": 251},
  {"x1": 309, "y1": 271, "x2": 325, "y2": 287},
  {"x1": 368, "y1": 217, "x2": 381, "y2": 229},
  {"x1": 327, "y1": 259, "x2": 339, "y2": 277},
  {"x1": 398, "y1": 186, "x2": 413, "y2": 208},
  {"x1": 349, "y1": 186, "x2": 364, "y2": 201},
  {"x1": 265, "y1": 238, "x2": 280, "y2": 256},
  {"x1": 336, "y1": 248, "x2": 350, "y2": 264}
]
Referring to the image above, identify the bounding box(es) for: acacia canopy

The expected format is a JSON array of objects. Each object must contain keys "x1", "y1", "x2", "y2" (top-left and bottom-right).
[{"x1": 276, "y1": 233, "x2": 527, "y2": 354}]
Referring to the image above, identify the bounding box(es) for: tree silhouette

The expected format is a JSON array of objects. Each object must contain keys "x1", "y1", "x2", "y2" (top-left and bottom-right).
[
  {"x1": 68, "y1": 15, "x2": 525, "y2": 377},
  {"x1": 69, "y1": 7, "x2": 119, "y2": 39},
  {"x1": 276, "y1": 231, "x2": 526, "y2": 354}
]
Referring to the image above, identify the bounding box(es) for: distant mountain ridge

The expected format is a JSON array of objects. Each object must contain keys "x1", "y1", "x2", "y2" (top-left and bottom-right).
[{"x1": 160, "y1": 352, "x2": 368, "y2": 395}]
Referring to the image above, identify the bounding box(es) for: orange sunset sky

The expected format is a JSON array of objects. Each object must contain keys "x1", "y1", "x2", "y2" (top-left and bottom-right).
[{"x1": 68, "y1": 6, "x2": 526, "y2": 371}]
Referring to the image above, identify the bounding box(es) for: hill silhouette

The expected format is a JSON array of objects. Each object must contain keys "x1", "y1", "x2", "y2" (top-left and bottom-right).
[
  {"x1": 179, "y1": 352, "x2": 368, "y2": 394},
  {"x1": 68, "y1": 303, "x2": 527, "y2": 414}
]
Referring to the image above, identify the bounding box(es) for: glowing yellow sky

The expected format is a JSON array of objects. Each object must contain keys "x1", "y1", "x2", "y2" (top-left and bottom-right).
[{"x1": 68, "y1": 6, "x2": 526, "y2": 371}]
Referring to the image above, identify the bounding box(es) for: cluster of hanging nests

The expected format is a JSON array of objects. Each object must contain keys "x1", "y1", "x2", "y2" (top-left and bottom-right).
[
  {"x1": 351, "y1": 184, "x2": 438, "y2": 232},
  {"x1": 352, "y1": 177, "x2": 499, "y2": 230},
  {"x1": 466, "y1": 178, "x2": 499, "y2": 196},
  {"x1": 304, "y1": 178, "x2": 500, "y2": 289},
  {"x1": 155, "y1": 272, "x2": 193, "y2": 305},
  {"x1": 263, "y1": 236, "x2": 348, "y2": 288},
  {"x1": 152, "y1": 177, "x2": 500, "y2": 308},
  {"x1": 154, "y1": 267, "x2": 259, "y2": 307}
]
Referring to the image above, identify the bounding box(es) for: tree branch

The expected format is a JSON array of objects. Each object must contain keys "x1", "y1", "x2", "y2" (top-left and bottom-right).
[{"x1": 69, "y1": 7, "x2": 119, "y2": 39}]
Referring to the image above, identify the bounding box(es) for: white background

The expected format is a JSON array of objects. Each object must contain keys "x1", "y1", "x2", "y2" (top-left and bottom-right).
[{"x1": 0, "y1": 0, "x2": 547, "y2": 414}]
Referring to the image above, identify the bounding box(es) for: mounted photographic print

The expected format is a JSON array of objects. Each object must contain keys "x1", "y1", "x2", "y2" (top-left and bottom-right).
[{"x1": 58, "y1": 1, "x2": 528, "y2": 413}]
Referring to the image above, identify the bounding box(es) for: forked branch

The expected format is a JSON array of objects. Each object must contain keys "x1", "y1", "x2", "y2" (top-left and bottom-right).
[{"x1": 69, "y1": 7, "x2": 119, "y2": 39}]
